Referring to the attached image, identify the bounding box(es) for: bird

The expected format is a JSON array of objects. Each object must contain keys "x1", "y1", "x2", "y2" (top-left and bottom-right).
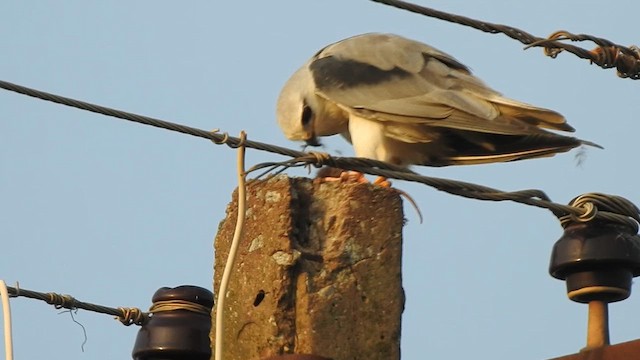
[{"x1": 276, "y1": 33, "x2": 599, "y2": 174}]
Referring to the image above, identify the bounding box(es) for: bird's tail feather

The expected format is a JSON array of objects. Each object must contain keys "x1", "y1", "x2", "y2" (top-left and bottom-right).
[
  {"x1": 427, "y1": 131, "x2": 601, "y2": 166},
  {"x1": 491, "y1": 98, "x2": 574, "y2": 132}
]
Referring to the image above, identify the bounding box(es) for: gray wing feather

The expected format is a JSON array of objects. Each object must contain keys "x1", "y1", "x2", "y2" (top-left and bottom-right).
[{"x1": 310, "y1": 33, "x2": 571, "y2": 142}]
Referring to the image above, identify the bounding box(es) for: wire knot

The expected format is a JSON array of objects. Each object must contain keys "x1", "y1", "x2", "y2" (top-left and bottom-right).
[
  {"x1": 117, "y1": 307, "x2": 147, "y2": 326},
  {"x1": 209, "y1": 128, "x2": 230, "y2": 145},
  {"x1": 45, "y1": 292, "x2": 77, "y2": 309},
  {"x1": 566, "y1": 198, "x2": 598, "y2": 224},
  {"x1": 535, "y1": 30, "x2": 640, "y2": 79},
  {"x1": 227, "y1": 130, "x2": 247, "y2": 149},
  {"x1": 306, "y1": 151, "x2": 335, "y2": 168},
  {"x1": 590, "y1": 45, "x2": 640, "y2": 80},
  {"x1": 559, "y1": 193, "x2": 640, "y2": 233},
  {"x1": 9, "y1": 282, "x2": 20, "y2": 298}
]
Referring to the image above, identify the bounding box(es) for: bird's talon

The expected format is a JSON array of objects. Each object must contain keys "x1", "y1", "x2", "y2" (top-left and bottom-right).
[
  {"x1": 373, "y1": 176, "x2": 392, "y2": 188},
  {"x1": 340, "y1": 171, "x2": 367, "y2": 183}
]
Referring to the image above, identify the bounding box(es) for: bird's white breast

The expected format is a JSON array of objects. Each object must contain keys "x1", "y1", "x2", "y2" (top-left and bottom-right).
[{"x1": 348, "y1": 115, "x2": 397, "y2": 164}]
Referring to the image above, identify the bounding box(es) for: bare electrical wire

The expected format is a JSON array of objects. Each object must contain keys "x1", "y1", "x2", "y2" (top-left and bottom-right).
[
  {"x1": 559, "y1": 193, "x2": 640, "y2": 231},
  {"x1": 6, "y1": 283, "x2": 221, "y2": 332},
  {"x1": 369, "y1": 0, "x2": 640, "y2": 79},
  {"x1": 1, "y1": 79, "x2": 638, "y2": 229},
  {"x1": 61, "y1": 309, "x2": 88, "y2": 352},
  {"x1": 149, "y1": 300, "x2": 210, "y2": 315},
  {"x1": 6, "y1": 285, "x2": 147, "y2": 326},
  {"x1": 4, "y1": 3, "x2": 639, "y2": 353},
  {"x1": 0, "y1": 80, "x2": 303, "y2": 159}
]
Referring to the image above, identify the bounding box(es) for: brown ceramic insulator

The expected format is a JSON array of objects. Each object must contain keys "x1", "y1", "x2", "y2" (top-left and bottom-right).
[
  {"x1": 549, "y1": 222, "x2": 640, "y2": 303},
  {"x1": 132, "y1": 285, "x2": 214, "y2": 360}
]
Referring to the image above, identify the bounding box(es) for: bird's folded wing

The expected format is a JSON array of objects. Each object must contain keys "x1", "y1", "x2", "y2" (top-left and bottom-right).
[{"x1": 310, "y1": 33, "x2": 572, "y2": 137}]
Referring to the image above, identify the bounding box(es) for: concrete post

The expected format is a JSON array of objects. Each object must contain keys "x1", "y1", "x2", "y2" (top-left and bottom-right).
[{"x1": 212, "y1": 175, "x2": 404, "y2": 360}]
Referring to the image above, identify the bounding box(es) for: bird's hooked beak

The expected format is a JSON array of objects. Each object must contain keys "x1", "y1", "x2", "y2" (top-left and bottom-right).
[{"x1": 305, "y1": 136, "x2": 322, "y2": 147}]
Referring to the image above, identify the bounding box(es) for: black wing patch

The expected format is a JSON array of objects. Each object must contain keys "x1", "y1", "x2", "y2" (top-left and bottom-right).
[
  {"x1": 423, "y1": 52, "x2": 470, "y2": 73},
  {"x1": 309, "y1": 55, "x2": 412, "y2": 90}
]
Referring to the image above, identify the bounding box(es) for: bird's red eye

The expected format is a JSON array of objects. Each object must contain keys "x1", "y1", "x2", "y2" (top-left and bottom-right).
[{"x1": 301, "y1": 104, "x2": 313, "y2": 127}]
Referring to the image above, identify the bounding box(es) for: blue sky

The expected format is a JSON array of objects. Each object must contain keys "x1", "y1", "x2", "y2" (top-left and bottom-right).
[{"x1": 1, "y1": 1, "x2": 638, "y2": 359}]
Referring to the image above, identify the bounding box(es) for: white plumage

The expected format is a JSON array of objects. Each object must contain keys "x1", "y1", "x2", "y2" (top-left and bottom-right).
[{"x1": 276, "y1": 33, "x2": 598, "y2": 167}]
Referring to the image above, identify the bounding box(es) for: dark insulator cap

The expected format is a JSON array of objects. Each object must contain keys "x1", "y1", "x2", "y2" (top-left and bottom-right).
[
  {"x1": 549, "y1": 222, "x2": 640, "y2": 303},
  {"x1": 132, "y1": 285, "x2": 214, "y2": 360},
  {"x1": 151, "y1": 285, "x2": 214, "y2": 308}
]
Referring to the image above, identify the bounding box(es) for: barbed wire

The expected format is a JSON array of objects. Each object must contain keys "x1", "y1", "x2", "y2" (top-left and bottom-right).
[
  {"x1": 1, "y1": 79, "x2": 638, "y2": 231},
  {"x1": 6, "y1": 285, "x2": 147, "y2": 326},
  {"x1": 370, "y1": 0, "x2": 640, "y2": 79}
]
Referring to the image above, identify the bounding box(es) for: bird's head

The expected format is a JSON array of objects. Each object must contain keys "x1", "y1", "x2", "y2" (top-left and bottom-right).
[{"x1": 276, "y1": 65, "x2": 323, "y2": 147}]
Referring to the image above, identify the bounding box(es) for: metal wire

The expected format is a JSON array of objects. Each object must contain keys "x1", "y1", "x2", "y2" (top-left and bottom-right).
[
  {"x1": 3, "y1": 2, "x2": 639, "y2": 343},
  {"x1": 6, "y1": 285, "x2": 147, "y2": 326},
  {"x1": 370, "y1": 0, "x2": 640, "y2": 79},
  {"x1": 1, "y1": 79, "x2": 638, "y2": 229},
  {"x1": 7, "y1": 284, "x2": 219, "y2": 327},
  {"x1": 558, "y1": 193, "x2": 640, "y2": 232},
  {"x1": 0, "y1": 80, "x2": 304, "y2": 159}
]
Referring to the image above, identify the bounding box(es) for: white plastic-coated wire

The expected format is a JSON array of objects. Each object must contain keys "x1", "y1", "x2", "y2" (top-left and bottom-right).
[
  {"x1": 0, "y1": 280, "x2": 14, "y2": 360},
  {"x1": 214, "y1": 132, "x2": 247, "y2": 360}
]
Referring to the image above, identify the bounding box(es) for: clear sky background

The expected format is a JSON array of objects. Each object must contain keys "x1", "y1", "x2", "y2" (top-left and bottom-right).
[{"x1": 1, "y1": 1, "x2": 638, "y2": 359}]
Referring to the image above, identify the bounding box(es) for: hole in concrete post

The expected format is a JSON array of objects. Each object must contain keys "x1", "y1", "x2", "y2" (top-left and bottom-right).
[{"x1": 253, "y1": 290, "x2": 265, "y2": 307}]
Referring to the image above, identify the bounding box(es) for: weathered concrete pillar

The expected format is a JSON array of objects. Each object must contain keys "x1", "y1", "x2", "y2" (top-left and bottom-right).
[{"x1": 213, "y1": 175, "x2": 404, "y2": 360}]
